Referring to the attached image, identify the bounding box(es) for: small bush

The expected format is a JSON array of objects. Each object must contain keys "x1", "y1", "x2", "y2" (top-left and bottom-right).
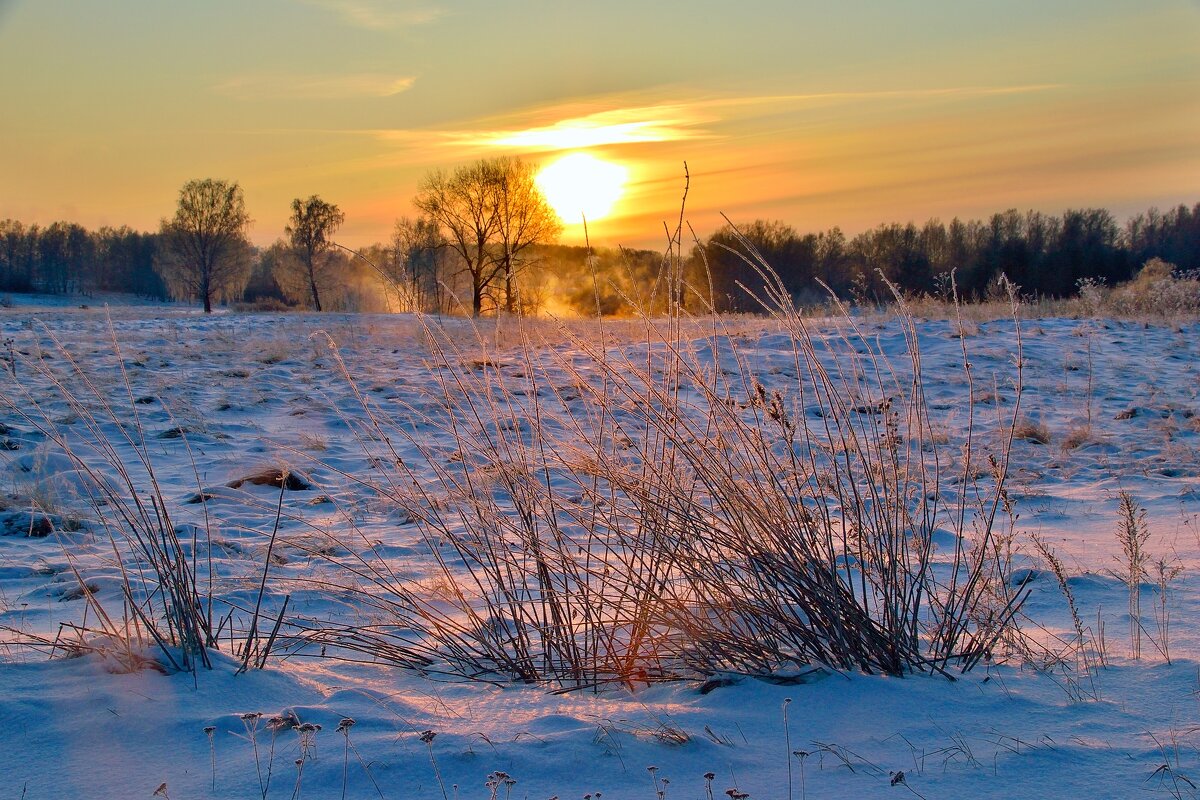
[{"x1": 1109, "y1": 259, "x2": 1200, "y2": 317}]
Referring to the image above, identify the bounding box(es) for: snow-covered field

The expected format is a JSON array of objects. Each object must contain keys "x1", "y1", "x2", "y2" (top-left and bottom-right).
[{"x1": 0, "y1": 299, "x2": 1197, "y2": 800}]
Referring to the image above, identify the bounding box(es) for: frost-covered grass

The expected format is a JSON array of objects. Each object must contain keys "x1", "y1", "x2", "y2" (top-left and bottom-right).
[{"x1": 0, "y1": 298, "x2": 1198, "y2": 799}]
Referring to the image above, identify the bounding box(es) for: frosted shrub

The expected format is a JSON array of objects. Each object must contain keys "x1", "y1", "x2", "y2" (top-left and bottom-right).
[
  {"x1": 1075, "y1": 277, "x2": 1106, "y2": 316},
  {"x1": 1109, "y1": 258, "x2": 1200, "y2": 317}
]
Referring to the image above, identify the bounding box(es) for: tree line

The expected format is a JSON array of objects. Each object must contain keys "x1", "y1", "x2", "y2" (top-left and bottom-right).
[
  {"x1": 701, "y1": 204, "x2": 1200, "y2": 312},
  {"x1": 1, "y1": 161, "x2": 1196, "y2": 314},
  {"x1": 0, "y1": 220, "x2": 165, "y2": 298}
]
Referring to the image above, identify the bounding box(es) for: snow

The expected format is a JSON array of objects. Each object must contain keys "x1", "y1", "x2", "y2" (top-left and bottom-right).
[{"x1": 0, "y1": 299, "x2": 1197, "y2": 799}]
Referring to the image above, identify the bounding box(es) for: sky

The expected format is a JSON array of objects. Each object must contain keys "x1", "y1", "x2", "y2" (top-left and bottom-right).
[{"x1": 1, "y1": 0, "x2": 1198, "y2": 249}]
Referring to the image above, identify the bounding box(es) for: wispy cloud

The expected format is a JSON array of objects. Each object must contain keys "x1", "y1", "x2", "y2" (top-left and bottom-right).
[
  {"x1": 741, "y1": 84, "x2": 1064, "y2": 105},
  {"x1": 215, "y1": 73, "x2": 417, "y2": 100},
  {"x1": 296, "y1": 0, "x2": 442, "y2": 30},
  {"x1": 467, "y1": 84, "x2": 1060, "y2": 142},
  {"x1": 345, "y1": 83, "x2": 1065, "y2": 161},
  {"x1": 453, "y1": 106, "x2": 714, "y2": 150}
]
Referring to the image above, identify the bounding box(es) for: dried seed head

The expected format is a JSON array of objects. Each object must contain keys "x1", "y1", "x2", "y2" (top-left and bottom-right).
[{"x1": 419, "y1": 729, "x2": 437, "y2": 744}]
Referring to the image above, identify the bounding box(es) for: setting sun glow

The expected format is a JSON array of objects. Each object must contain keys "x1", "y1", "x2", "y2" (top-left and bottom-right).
[{"x1": 535, "y1": 152, "x2": 628, "y2": 224}]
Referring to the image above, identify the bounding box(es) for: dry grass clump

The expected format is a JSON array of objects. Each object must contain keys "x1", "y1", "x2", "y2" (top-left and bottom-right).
[
  {"x1": 307, "y1": 246, "x2": 1029, "y2": 689},
  {"x1": 1059, "y1": 425, "x2": 1094, "y2": 451},
  {"x1": 0, "y1": 322, "x2": 220, "y2": 672},
  {"x1": 902, "y1": 295, "x2": 1032, "y2": 323},
  {"x1": 1077, "y1": 258, "x2": 1200, "y2": 319},
  {"x1": 1013, "y1": 418, "x2": 1051, "y2": 445},
  {"x1": 297, "y1": 432, "x2": 329, "y2": 452}
]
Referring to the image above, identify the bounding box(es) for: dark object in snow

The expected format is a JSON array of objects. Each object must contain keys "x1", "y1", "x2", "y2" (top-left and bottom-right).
[
  {"x1": 851, "y1": 397, "x2": 892, "y2": 414},
  {"x1": 228, "y1": 467, "x2": 313, "y2": 491},
  {"x1": 698, "y1": 676, "x2": 741, "y2": 694},
  {"x1": 751, "y1": 667, "x2": 828, "y2": 686},
  {"x1": 0, "y1": 511, "x2": 57, "y2": 537},
  {"x1": 1009, "y1": 568, "x2": 1043, "y2": 586}
]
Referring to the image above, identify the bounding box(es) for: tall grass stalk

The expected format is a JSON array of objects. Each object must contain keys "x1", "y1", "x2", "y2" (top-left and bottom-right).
[
  {"x1": 1030, "y1": 534, "x2": 1099, "y2": 700},
  {"x1": 1115, "y1": 492, "x2": 1150, "y2": 660},
  {"x1": 1151, "y1": 557, "x2": 1181, "y2": 664}
]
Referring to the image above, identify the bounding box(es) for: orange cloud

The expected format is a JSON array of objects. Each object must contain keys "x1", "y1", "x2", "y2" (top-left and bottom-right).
[
  {"x1": 456, "y1": 106, "x2": 714, "y2": 150},
  {"x1": 360, "y1": 84, "x2": 1066, "y2": 158}
]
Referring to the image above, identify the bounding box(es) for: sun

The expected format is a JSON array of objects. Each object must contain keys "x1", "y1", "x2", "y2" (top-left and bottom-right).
[{"x1": 535, "y1": 152, "x2": 628, "y2": 224}]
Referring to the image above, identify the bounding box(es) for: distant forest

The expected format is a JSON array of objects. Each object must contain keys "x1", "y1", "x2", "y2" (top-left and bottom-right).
[{"x1": 1, "y1": 201, "x2": 1197, "y2": 315}]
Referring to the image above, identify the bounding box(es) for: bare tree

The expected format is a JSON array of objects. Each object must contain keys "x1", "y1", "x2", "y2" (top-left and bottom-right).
[
  {"x1": 494, "y1": 156, "x2": 561, "y2": 313},
  {"x1": 414, "y1": 157, "x2": 559, "y2": 317},
  {"x1": 279, "y1": 195, "x2": 345, "y2": 311},
  {"x1": 414, "y1": 161, "x2": 500, "y2": 317},
  {"x1": 388, "y1": 215, "x2": 444, "y2": 312},
  {"x1": 245, "y1": 239, "x2": 293, "y2": 306},
  {"x1": 156, "y1": 179, "x2": 252, "y2": 313}
]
